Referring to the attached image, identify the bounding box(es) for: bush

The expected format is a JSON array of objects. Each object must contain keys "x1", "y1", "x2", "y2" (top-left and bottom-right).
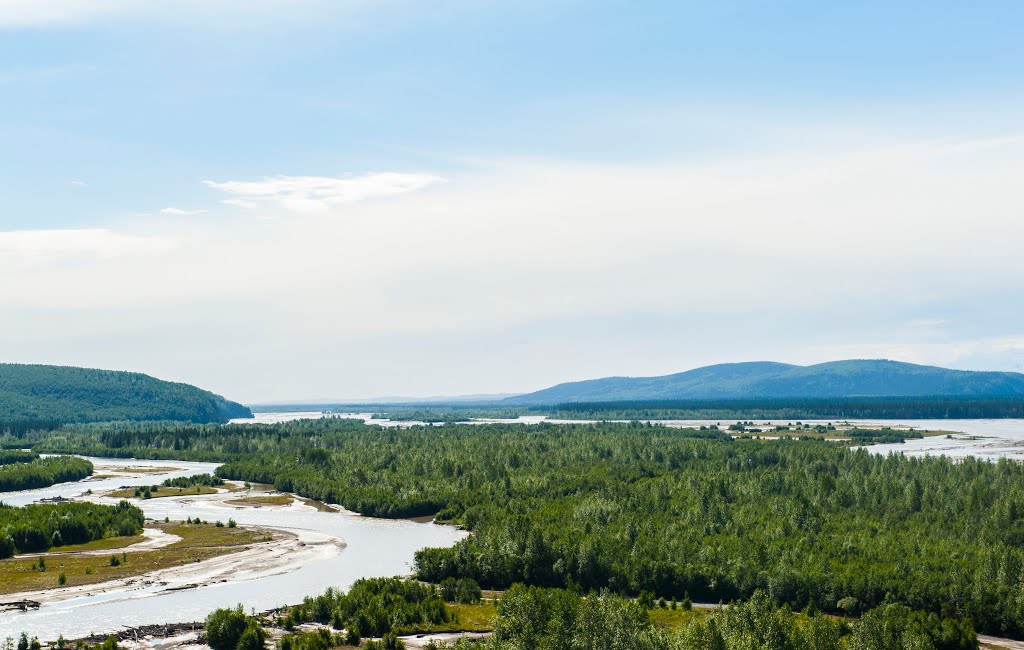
[
  {"x1": 364, "y1": 635, "x2": 404, "y2": 650},
  {"x1": 440, "y1": 577, "x2": 482, "y2": 604},
  {"x1": 234, "y1": 624, "x2": 266, "y2": 650},
  {"x1": 851, "y1": 602, "x2": 976, "y2": 650},
  {"x1": 93, "y1": 638, "x2": 118, "y2": 650},
  {"x1": 838, "y1": 596, "x2": 861, "y2": 615},
  {"x1": 205, "y1": 606, "x2": 252, "y2": 650},
  {"x1": 289, "y1": 578, "x2": 451, "y2": 638},
  {"x1": 0, "y1": 533, "x2": 14, "y2": 559}
]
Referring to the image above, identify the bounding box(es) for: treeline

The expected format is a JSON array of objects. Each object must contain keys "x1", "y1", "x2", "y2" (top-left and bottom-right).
[
  {"x1": 0, "y1": 420, "x2": 62, "y2": 439},
  {"x1": 163, "y1": 473, "x2": 224, "y2": 488},
  {"x1": 24, "y1": 421, "x2": 278, "y2": 462},
  {"x1": 222, "y1": 581, "x2": 977, "y2": 650},
  {"x1": 548, "y1": 396, "x2": 1024, "y2": 419},
  {"x1": 0, "y1": 450, "x2": 39, "y2": 465},
  {"x1": 845, "y1": 428, "x2": 924, "y2": 444},
  {"x1": 468, "y1": 586, "x2": 976, "y2": 650},
  {"x1": 287, "y1": 577, "x2": 451, "y2": 637},
  {"x1": 0, "y1": 456, "x2": 93, "y2": 492},
  {"x1": 0, "y1": 500, "x2": 144, "y2": 557},
  {"x1": 366, "y1": 407, "x2": 527, "y2": 423},
  {"x1": 23, "y1": 419, "x2": 1024, "y2": 637}
]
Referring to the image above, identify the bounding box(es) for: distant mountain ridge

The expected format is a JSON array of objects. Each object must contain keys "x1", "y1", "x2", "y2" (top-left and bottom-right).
[
  {"x1": 506, "y1": 360, "x2": 1024, "y2": 405},
  {"x1": 0, "y1": 363, "x2": 252, "y2": 424}
]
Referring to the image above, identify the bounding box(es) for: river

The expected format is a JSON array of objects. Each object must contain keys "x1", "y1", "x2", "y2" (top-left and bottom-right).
[{"x1": 0, "y1": 457, "x2": 465, "y2": 641}]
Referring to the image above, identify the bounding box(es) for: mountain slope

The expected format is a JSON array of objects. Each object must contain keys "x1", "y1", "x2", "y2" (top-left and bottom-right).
[
  {"x1": 0, "y1": 364, "x2": 252, "y2": 424},
  {"x1": 508, "y1": 360, "x2": 1024, "y2": 404}
]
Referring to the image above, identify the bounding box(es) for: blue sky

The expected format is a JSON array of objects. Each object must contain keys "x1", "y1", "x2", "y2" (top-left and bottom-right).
[{"x1": 2, "y1": 1, "x2": 1023, "y2": 401}]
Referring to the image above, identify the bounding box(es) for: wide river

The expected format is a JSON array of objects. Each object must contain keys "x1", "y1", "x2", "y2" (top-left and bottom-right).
[{"x1": 0, "y1": 457, "x2": 465, "y2": 641}]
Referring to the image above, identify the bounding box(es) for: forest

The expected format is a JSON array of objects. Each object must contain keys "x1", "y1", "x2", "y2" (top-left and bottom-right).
[
  {"x1": 480, "y1": 586, "x2": 976, "y2": 650},
  {"x1": 546, "y1": 396, "x2": 1024, "y2": 420},
  {"x1": 0, "y1": 450, "x2": 39, "y2": 466},
  {"x1": 311, "y1": 395, "x2": 1024, "y2": 423},
  {"x1": 211, "y1": 581, "x2": 977, "y2": 650},
  {"x1": 0, "y1": 455, "x2": 93, "y2": 492},
  {"x1": 0, "y1": 500, "x2": 145, "y2": 557},
  {"x1": 0, "y1": 363, "x2": 251, "y2": 424},
  {"x1": 17, "y1": 417, "x2": 1024, "y2": 638}
]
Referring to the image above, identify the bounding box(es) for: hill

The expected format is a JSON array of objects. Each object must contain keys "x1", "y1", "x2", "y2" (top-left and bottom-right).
[
  {"x1": 507, "y1": 359, "x2": 1024, "y2": 405},
  {"x1": 0, "y1": 364, "x2": 252, "y2": 424}
]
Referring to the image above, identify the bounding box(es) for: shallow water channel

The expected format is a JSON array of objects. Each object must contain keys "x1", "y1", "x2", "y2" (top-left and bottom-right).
[{"x1": 0, "y1": 457, "x2": 465, "y2": 640}]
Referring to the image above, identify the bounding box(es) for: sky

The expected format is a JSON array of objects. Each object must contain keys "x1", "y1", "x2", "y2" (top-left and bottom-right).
[{"x1": 1, "y1": 0, "x2": 1023, "y2": 403}]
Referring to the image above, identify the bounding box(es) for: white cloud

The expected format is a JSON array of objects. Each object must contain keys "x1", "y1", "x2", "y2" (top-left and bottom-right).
[
  {"x1": 3, "y1": 132, "x2": 1024, "y2": 400},
  {"x1": 0, "y1": 0, "x2": 131, "y2": 27},
  {"x1": 220, "y1": 199, "x2": 259, "y2": 210},
  {"x1": 203, "y1": 172, "x2": 443, "y2": 212},
  {"x1": 160, "y1": 207, "x2": 207, "y2": 216},
  {"x1": 0, "y1": 0, "x2": 370, "y2": 28},
  {"x1": 0, "y1": 229, "x2": 169, "y2": 258},
  {"x1": 70, "y1": 180, "x2": 87, "y2": 187}
]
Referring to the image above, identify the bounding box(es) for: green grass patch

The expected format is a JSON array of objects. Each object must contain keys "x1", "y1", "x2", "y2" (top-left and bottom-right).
[
  {"x1": 0, "y1": 521, "x2": 270, "y2": 595},
  {"x1": 108, "y1": 485, "x2": 220, "y2": 499}
]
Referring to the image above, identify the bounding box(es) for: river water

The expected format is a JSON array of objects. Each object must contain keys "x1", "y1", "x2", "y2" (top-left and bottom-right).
[{"x1": 0, "y1": 458, "x2": 465, "y2": 641}]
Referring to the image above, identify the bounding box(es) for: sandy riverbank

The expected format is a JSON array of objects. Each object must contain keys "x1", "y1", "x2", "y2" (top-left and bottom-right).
[{"x1": 1, "y1": 526, "x2": 344, "y2": 609}]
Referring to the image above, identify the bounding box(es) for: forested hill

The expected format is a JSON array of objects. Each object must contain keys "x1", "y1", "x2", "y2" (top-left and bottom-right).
[
  {"x1": 508, "y1": 359, "x2": 1024, "y2": 404},
  {"x1": 0, "y1": 364, "x2": 252, "y2": 424}
]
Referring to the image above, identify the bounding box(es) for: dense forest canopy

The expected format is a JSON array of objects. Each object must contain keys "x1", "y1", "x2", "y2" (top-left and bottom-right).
[
  {"x1": 546, "y1": 396, "x2": 1024, "y2": 420},
  {"x1": 0, "y1": 455, "x2": 93, "y2": 492},
  {"x1": 508, "y1": 359, "x2": 1024, "y2": 404},
  {"x1": 0, "y1": 363, "x2": 252, "y2": 424},
  {"x1": 475, "y1": 586, "x2": 975, "y2": 650},
  {"x1": 0, "y1": 500, "x2": 144, "y2": 557},
  {"x1": 20, "y1": 417, "x2": 1024, "y2": 638}
]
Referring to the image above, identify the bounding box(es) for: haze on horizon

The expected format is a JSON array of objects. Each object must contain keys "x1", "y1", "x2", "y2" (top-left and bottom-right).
[{"x1": 2, "y1": 1, "x2": 1023, "y2": 403}]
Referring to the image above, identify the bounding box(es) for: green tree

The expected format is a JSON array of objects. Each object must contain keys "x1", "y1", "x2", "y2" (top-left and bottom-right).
[{"x1": 205, "y1": 606, "x2": 250, "y2": 650}]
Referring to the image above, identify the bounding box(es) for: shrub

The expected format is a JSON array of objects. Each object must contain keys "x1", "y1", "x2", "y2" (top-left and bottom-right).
[
  {"x1": 205, "y1": 605, "x2": 262, "y2": 650},
  {"x1": 205, "y1": 607, "x2": 246, "y2": 650},
  {"x1": 440, "y1": 577, "x2": 482, "y2": 604},
  {"x1": 234, "y1": 624, "x2": 266, "y2": 650}
]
